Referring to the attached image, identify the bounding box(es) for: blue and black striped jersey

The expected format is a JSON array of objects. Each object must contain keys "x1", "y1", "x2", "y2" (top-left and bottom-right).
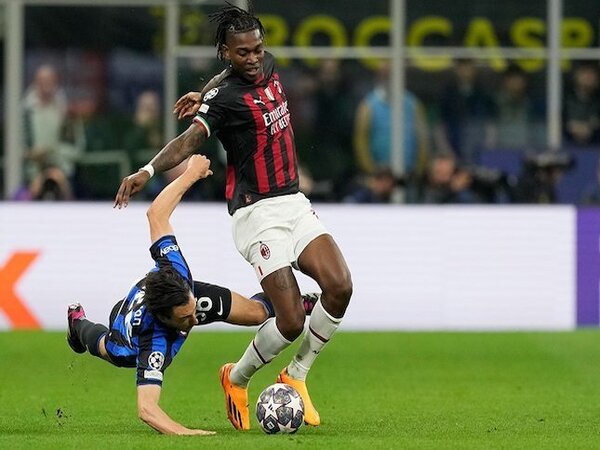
[{"x1": 105, "y1": 235, "x2": 192, "y2": 386}]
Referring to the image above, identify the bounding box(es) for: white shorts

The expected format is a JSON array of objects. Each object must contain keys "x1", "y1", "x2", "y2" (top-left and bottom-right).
[{"x1": 232, "y1": 192, "x2": 329, "y2": 281}]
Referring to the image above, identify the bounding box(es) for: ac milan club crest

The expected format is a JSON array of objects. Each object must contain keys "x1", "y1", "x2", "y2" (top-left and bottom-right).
[
  {"x1": 265, "y1": 87, "x2": 275, "y2": 101},
  {"x1": 260, "y1": 243, "x2": 271, "y2": 260}
]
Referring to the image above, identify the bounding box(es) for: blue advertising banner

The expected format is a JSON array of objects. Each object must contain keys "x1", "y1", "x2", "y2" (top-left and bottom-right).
[{"x1": 577, "y1": 208, "x2": 600, "y2": 326}]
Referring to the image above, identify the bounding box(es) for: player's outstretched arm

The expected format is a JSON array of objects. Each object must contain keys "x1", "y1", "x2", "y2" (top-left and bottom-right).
[
  {"x1": 147, "y1": 154, "x2": 212, "y2": 243},
  {"x1": 137, "y1": 384, "x2": 215, "y2": 436},
  {"x1": 114, "y1": 124, "x2": 208, "y2": 209}
]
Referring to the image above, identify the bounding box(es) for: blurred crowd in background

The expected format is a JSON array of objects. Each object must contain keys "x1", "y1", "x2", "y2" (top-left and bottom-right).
[{"x1": 2, "y1": 3, "x2": 600, "y2": 206}]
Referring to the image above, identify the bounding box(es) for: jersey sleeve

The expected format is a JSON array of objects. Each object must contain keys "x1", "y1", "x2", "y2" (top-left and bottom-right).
[
  {"x1": 193, "y1": 84, "x2": 229, "y2": 137},
  {"x1": 149, "y1": 235, "x2": 192, "y2": 286},
  {"x1": 136, "y1": 329, "x2": 171, "y2": 386}
]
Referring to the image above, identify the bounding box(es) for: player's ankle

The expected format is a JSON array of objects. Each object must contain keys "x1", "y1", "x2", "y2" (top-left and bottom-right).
[
  {"x1": 230, "y1": 365, "x2": 250, "y2": 388},
  {"x1": 286, "y1": 360, "x2": 308, "y2": 381}
]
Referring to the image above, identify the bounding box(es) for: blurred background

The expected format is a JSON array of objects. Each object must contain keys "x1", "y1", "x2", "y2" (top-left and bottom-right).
[
  {"x1": 1, "y1": 0, "x2": 599, "y2": 206},
  {"x1": 1, "y1": 0, "x2": 600, "y2": 332}
]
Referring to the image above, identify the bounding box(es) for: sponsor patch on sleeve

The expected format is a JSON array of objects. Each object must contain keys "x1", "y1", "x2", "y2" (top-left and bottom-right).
[
  {"x1": 199, "y1": 103, "x2": 209, "y2": 113},
  {"x1": 144, "y1": 369, "x2": 163, "y2": 381}
]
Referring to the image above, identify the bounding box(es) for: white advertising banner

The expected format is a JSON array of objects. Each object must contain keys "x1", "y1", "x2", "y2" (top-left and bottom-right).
[{"x1": 0, "y1": 203, "x2": 575, "y2": 331}]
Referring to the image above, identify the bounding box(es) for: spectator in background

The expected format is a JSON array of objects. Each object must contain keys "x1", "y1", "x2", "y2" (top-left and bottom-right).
[
  {"x1": 305, "y1": 59, "x2": 356, "y2": 199},
  {"x1": 417, "y1": 152, "x2": 475, "y2": 204},
  {"x1": 123, "y1": 90, "x2": 180, "y2": 200},
  {"x1": 579, "y1": 158, "x2": 600, "y2": 204},
  {"x1": 489, "y1": 65, "x2": 544, "y2": 150},
  {"x1": 123, "y1": 90, "x2": 163, "y2": 161},
  {"x1": 21, "y1": 64, "x2": 84, "y2": 200},
  {"x1": 297, "y1": 163, "x2": 334, "y2": 202},
  {"x1": 353, "y1": 60, "x2": 429, "y2": 178},
  {"x1": 513, "y1": 152, "x2": 574, "y2": 204},
  {"x1": 343, "y1": 167, "x2": 398, "y2": 204},
  {"x1": 435, "y1": 59, "x2": 495, "y2": 163},
  {"x1": 563, "y1": 63, "x2": 600, "y2": 146}
]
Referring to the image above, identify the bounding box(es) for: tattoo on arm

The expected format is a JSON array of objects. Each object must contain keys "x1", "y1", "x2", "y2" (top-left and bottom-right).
[{"x1": 150, "y1": 126, "x2": 206, "y2": 172}]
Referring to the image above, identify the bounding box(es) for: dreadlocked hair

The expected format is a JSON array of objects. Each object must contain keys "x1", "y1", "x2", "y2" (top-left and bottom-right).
[
  {"x1": 144, "y1": 267, "x2": 191, "y2": 319},
  {"x1": 209, "y1": 1, "x2": 265, "y2": 61}
]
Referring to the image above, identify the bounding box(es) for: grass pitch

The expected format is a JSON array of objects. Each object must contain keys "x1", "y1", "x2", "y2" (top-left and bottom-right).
[{"x1": 1, "y1": 331, "x2": 599, "y2": 449}]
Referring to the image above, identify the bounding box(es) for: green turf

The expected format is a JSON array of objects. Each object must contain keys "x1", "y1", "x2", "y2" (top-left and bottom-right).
[{"x1": 1, "y1": 331, "x2": 600, "y2": 449}]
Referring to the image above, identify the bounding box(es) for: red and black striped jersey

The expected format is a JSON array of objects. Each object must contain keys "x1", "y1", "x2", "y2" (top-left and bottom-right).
[{"x1": 193, "y1": 52, "x2": 299, "y2": 215}]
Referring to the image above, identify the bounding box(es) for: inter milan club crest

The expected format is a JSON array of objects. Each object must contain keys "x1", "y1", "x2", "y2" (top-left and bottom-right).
[{"x1": 260, "y1": 243, "x2": 271, "y2": 260}]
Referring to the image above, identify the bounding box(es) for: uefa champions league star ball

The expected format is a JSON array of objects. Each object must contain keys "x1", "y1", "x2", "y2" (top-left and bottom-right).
[{"x1": 256, "y1": 383, "x2": 304, "y2": 434}]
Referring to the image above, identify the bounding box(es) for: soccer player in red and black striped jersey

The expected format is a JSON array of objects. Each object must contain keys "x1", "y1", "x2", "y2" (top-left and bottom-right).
[{"x1": 114, "y1": 3, "x2": 352, "y2": 431}]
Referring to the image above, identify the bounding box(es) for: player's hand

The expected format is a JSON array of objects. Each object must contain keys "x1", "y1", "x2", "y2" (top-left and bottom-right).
[
  {"x1": 173, "y1": 92, "x2": 202, "y2": 120},
  {"x1": 114, "y1": 170, "x2": 151, "y2": 209},
  {"x1": 186, "y1": 154, "x2": 213, "y2": 180},
  {"x1": 184, "y1": 429, "x2": 216, "y2": 436}
]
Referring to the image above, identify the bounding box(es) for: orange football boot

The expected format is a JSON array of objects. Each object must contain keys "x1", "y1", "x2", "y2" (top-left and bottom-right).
[
  {"x1": 219, "y1": 363, "x2": 250, "y2": 430},
  {"x1": 277, "y1": 368, "x2": 321, "y2": 426}
]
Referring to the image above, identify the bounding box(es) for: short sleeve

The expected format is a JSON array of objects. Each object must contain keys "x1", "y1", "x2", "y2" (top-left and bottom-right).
[
  {"x1": 193, "y1": 85, "x2": 228, "y2": 137},
  {"x1": 136, "y1": 330, "x2": 170, "y2": 386},
  {"x1": 149, "y1": 235, "x2": 192, "y2": 286}
]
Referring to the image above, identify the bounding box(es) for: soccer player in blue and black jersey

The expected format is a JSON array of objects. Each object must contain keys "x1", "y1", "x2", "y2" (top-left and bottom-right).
[
  {"x1": 68, "y1": 155, "x2": 216, "y2": 435},
  {"x1": 114, "y1": 4, "x2": 353, "y2": 431}
]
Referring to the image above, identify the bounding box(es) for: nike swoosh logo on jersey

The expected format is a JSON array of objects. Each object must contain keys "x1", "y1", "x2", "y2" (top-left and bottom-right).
[{"x1": 217, "y1": 297, "x2": 223, "y2": 316}]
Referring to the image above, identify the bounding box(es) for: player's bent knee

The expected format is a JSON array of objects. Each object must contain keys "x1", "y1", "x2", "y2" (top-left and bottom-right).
[
  {"x1": 326, "y1": 275, "x2": 353, "y2": 303},
  {"x1": 276, "y1": 314, "x2": 305, "y2": 341},
  {"x1": 337, "y1": 276, "x2": 353, "y2": 301},
  {"x1": 322, "y1": 276, "x2": 352, "y2": 318}
]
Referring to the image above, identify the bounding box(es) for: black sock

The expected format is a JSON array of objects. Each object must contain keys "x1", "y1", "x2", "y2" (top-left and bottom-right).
[{"x1": 75, "y1": 319, "x2": 108, "y2": 357}]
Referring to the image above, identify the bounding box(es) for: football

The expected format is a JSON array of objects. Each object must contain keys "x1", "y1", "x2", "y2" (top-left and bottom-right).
[{"x1": 256, "y1": 383, "x2": 304, "y2": 434}]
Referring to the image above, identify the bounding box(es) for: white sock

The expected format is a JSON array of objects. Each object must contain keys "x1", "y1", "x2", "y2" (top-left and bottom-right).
[
  {"x1": 287, "y1": 299, "x2": 341, "y2": 381},
  {"x1": 230, "y1": 317, "x2": 291, "y2": 387}
]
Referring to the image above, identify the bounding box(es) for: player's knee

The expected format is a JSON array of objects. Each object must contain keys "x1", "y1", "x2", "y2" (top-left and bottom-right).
[
  {"x1": 326, "y1": 272, "x2": 353, "y2": 303},
  {"x1": 276, "y1": 312, "x2": 305, "y2": 341},
  {"x1": 322, "y1": 272, "x2": 353, "y2": 317},
  {"x1": 339, "y1": 275, "x2": 353, "y2": 303}
]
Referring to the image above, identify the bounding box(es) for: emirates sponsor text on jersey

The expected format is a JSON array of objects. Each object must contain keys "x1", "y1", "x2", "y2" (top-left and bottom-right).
[{"x1": 263, "y1": 100, "x2": 291, "y2": 134}]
